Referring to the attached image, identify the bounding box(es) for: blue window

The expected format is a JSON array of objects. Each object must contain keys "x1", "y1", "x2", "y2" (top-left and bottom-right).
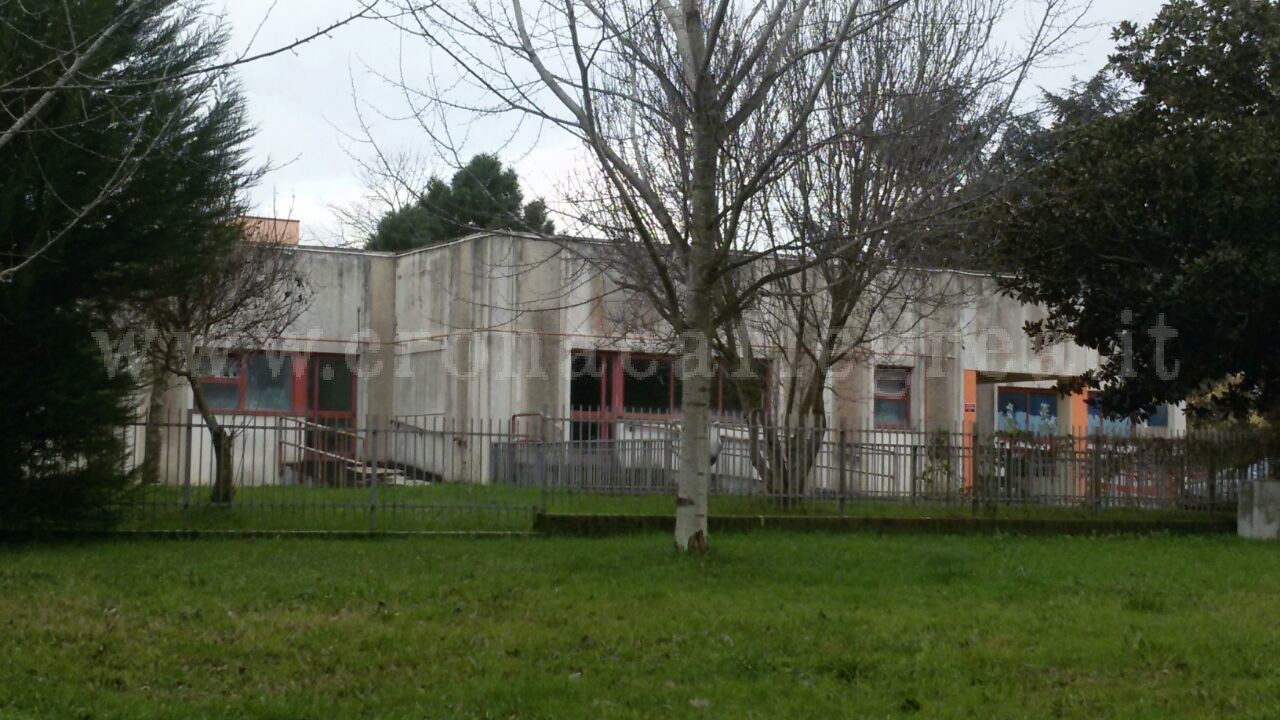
[
  {"x1": 997, "y1": 387, "x2": 1059, "y2": 435},
  {"x1": 873, "y1": 367, "x2": 911, "y2": 428},
  {"x1": 1084, "y1": 396, "x2": 1170, "y2": 434},
  {"x1": 1086, "y1": 401, "x2": 1132, "y2": 436}
]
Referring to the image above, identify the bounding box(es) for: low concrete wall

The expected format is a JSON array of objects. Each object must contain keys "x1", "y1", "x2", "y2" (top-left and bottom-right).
[
  {"x1": 1239, "y1": 480, "x2": 1280, "y2": 540},
  {"x1": 535, "y1": 513, "x2": 1236, "y2": 537}
]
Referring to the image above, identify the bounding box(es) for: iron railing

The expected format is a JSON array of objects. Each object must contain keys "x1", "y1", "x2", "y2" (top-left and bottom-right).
[{"x1": 111, "y1": 412, "x2": 1264, "y2": 532}]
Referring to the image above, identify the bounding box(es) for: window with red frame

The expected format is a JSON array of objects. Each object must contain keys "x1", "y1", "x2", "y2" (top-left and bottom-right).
[
  {"x1": 195, "y1": 352, "x2": 355, "y2": 416},
  {"x1": 717, "y1": 359, "x2": 770, "y2": 416},
  {"x1": 620, "y1": 355, "x2": 677, "y2": 414},
  {"x1": 997, "y1": 386, "x2": 1059, "y2": 435},
  {"x1": 570, "y1": 351, "x2": 767, "y2": 418},
  {"x1": 196, "y1": 354, "x2": 245, "y2": 410},
  {"x1": 307, "y1": 355, "x2": 356, "y2": 415},
  {"x1": 873, "y1": 367, "x2": 911, "y2": 428}
]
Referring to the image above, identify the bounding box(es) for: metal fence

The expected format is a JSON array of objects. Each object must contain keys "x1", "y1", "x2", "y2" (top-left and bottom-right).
[
  {"x1": 114, "y1": 412, "x2": 1264, "y2": 532},
  {"x1": 505, "y1": 417, "x2": 1262, "y2": 517}
]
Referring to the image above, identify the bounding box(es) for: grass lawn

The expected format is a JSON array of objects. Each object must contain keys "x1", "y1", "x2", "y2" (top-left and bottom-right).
[{"x1": 2, "y1": 533, "x2": 1278, "y2": 719}]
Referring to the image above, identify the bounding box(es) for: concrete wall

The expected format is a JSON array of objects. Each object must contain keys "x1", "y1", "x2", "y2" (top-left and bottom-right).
[
  {"x1": 149, "y1": 248, "x2": 389, "y2": 485},
  {"x1": 957, "y1": 274, "x2": 1100, "y2": 379},
  {"x1": 277, "y1": 248, "x2": 384, "y2": 356},
  {"x1": 381, "y1": 236, "x2": 1136, "y2": 432},
  {"x1": 393, "y1": 234, "x2": 565, "y2": 424},
  {"x1": 1240, "y1": 480, "x2": 1280, "y2": 540},
  {"x1": 147, "y1": 232, "x2": 1182, "y2": 488}
]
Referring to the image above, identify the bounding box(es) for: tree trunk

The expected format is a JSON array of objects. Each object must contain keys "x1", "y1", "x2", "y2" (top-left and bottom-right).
[
  {"x1": 755, "y1": 420, "x2": 826, "y2": 508},
  {"x1": 141, "y1": 346, "x2": 176, "y2": 485},
  {"x1": 141, "y1": 373, "x2": 168, "y2": 485},
  {"x1": 209, "y1": 429, "x2": 234, "y2": 504},
  {"x1": 674, "y1": 68, "x2": 723, "y2": 553},
  {"x1": 675, "y1": 307, "x2": 714, "y2": 553},
  {"x1": 750, "y1": 379, "x2": 827, "y2": 508},
  {"x1": 188, "y1": 377, "x2": 235, "y2": 504}
]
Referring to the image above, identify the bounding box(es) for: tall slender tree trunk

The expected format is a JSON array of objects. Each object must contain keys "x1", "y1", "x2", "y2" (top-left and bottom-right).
[
  {"x1": 675, "y1": 298, "x2": 715, "y2": 552},
  {"x1": 675, "y1": 110, "x2": 719, "y2": 553},
  {"x1": 189, "y1": 378, "x2": 234, "y2": 504},
  {"x1": 141, "y1": 376, "x2": 167, "y2": 485},
  {"x1": 141, "y1": 347, "x2": 176, "y2": 485}
]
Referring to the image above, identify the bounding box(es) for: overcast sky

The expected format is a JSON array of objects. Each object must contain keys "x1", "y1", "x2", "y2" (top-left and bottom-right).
[{"x1": 218, "y1": 0, "x2": 1168, "y2": 244}]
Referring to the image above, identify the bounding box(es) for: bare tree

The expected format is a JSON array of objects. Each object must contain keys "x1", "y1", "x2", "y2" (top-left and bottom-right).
[
  {"x1": 703, "y1": 0, "x2": 1061, "y2": 501},
  {"x1": 381, "y1": 0, "x2": 1083, "y2": 551},
  {"x1": 327, "y1": 146, "x2": 437, "y2": 247},
  {"x1": 133, "y1": 234, "x2": 311, "y2": 503}
]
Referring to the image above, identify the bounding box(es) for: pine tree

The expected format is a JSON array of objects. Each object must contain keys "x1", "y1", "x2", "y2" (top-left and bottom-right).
[
  {"x1": 367, "y1": 154, "x2": 554, "y2": 251},
  {"x1": 0, "y1": 0, "x2": 257, "y2": 528}
]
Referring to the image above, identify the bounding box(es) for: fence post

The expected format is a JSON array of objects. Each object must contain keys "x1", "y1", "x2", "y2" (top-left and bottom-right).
[
  {"x1": 182, "y1": 409, "x2": 193, "y2": 532},
  {"x1": 1003, "y1": 438, "x2": 1013, "y2": 517},
  {"x1": 1090, "y1": 431, "x2": 1102, "y2": 515},
  {"x1": 1208, "y1": 443, "x2": 1218, "y2": 512},
  {"x1": 538, "y1": 414, "x2": 548, "y2": 516},
  {"x1": 1179, "y1": 436, "x2": 1188, "y2": 509},
  {"x1": 369, "y1": 415, "x2": 380, "y2": 533},
  {"x1": 909, "y1": 441, "x2": 919, "y2": 505},
  {"x1": 665, "y1": 419, "x2": 675, "y2": 488},
  {"x1": 837, "y1": 420, "x2": 848, "y2": 517},
  {"x1": 970, "y1": 427, "x2": 979, "y2": 517}
]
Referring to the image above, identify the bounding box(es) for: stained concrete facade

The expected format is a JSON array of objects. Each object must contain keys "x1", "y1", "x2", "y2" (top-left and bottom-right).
[
  {"x1": 380, "y1": 233, "x2": 1180, "y2": 433},
  {"x1": 152, "y1": 231, "x2": 1182, "y2": 487},
  {"x1": 1239, "y1": 480, "x2": 1280, "y2": 540},
  {"x1": 166, "y1": 232, "x2": 1184, "y2": 432}
]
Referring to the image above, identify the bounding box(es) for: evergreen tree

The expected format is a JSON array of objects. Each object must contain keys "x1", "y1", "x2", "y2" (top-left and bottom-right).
[
  {"x1": 367, "y1": 154, "x2": 554, "y2": 251},
  {"x1": 0, "y1": 0, "x2": 257, "y2": 528}
]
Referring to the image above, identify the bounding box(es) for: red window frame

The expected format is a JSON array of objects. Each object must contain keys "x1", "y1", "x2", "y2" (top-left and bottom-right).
[
  {"x1": 196, "y1": 352, "x2": 297, "y2": 415},
  {"x1": 569, "y1": 351, "x2": 614, "y2": 442},
  {"x1": 304, "y1": 354, "x2": 359, "y2": 421},
  {"x1": 615, "y1": 352, "x2": 681, "y2": 419},
  {"x1": 196, "y1": 353, "x2": 245, "y2": 409},
  {"x1": 716, "y1": 359, "x2": 770, "y2": 418},
  {"x1": 194, "y1": 351, "x2": 357, "y2": 421},
  {"x1": 873, "y1": 366, "x2": 912, "y2": 429},
  {"x1": 570, "y1": 350, "x2": 769, "y2": 426},
  {"x1": 997, "y1": 386, "x2": 1060, "y2": 433}
]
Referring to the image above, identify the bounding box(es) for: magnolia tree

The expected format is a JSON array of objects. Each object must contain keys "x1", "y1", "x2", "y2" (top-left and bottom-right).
[{"x1": 382, "y1": 0, "x2": 1083, "y2": 551}]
